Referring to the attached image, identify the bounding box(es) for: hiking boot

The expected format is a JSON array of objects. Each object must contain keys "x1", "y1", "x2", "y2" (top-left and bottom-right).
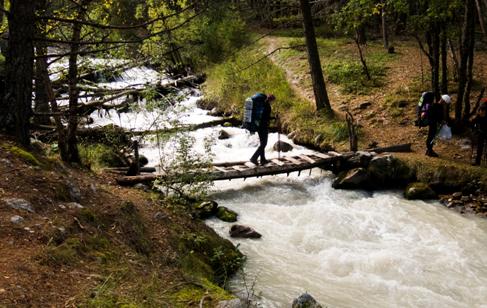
[
  {"x1": 260, "y1": 159, "x2": 269, "y2": 166},
  {"x1": 250, "y1": 158, "x2": 258, "y2": 165},
  {"x1": 425, "y1": 150, "x2": 439, "y2": 157}
]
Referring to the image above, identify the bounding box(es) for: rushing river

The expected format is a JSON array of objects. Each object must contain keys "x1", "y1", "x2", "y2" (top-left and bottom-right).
[{"x1": 87, "y1": 66, "x2": 487, "y2": 308}]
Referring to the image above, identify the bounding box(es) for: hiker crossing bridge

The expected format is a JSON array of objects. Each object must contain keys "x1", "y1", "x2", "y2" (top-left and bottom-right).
[{"x1": 116, "y1": 151, "x2": 353, "y2": 186}]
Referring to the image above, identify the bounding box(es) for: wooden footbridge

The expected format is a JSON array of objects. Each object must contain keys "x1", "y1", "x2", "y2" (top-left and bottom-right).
[{"x1": 116, "y1": 151, "x2": 353, "y2": 186}]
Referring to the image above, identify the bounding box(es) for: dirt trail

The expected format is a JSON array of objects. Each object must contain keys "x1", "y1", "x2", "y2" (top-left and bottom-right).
[{"x1": 262, "y1": 35, "x2": 482, "y2": 165}]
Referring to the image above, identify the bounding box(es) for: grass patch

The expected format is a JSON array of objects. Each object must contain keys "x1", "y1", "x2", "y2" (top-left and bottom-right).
[
  {"x1": 324, "y1": 59, "x2": 386, "y2": 95},
  {"x1": 3, "y1": 144, "x2": 42, "y2": 166},
  {"x1": 78, "y1": 143, "x2": 125, "y2": 171},
  {"x1": 41, "y1": 235, "x2": 114, "y2": 267},
  {"x1": 203, "y1": 48, "x2": 350, "y2": 146}
]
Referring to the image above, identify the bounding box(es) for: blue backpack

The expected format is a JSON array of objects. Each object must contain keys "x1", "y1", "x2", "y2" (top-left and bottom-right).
[{"x1": 242, "y1": 93, "x2": 266, "y2": 133}]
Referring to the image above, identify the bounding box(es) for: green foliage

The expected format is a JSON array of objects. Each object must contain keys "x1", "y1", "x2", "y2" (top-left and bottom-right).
[
  {"x1": 204, "y1": 48, "x2": 351, "y2": 146},
  {"x1": 41, "y1": 235, "x2": 113, "y2": 267},
  {"x1": 78, "y1": 143, "x2": 124, "y2": 171},
  {"x1": 3, "y1": 145, "x2": 41, "y2": 166},
  {"x1": 325, "y1": 59, "x2": 386, "y2": 94},
  {"x1": 154, "y1": 132, "x2": 215, "y2": 201}
]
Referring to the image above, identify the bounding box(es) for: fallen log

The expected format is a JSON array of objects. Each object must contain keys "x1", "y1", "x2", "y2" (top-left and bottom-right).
[
  {"x1": 367, "y1": 143, "x2": 412, "y2": 153},
  {"x1": 104, "y1": 167, "x2": 156, "y2": 174},
  {"x1": 130, "y1": 117, "x2": 241, "y2": 136},
  {"x1": 117, "y1": 174, "x2": 159, "y2": 186}
]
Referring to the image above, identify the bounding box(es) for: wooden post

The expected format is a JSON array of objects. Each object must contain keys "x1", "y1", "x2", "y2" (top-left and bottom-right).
[
  {"x1": 346, "y1": 111, "x2": 358, "y2": 152},
  {"x1": 133, "y1": 140, "x2": 140, "y2": 176}
]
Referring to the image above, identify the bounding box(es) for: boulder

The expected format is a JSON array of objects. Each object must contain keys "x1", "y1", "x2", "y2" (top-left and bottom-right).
[
  {"x1": 67, "y1": 182, "x2": 81, "y2": 202},
  {"x1": 216, "y1": 299, "x2": 244, "y2": 308},
  {"x1": 332, "y1": 168, "x2": 369, "y2": 190},
  {"x1": 273, "y1": 141, "x2": 293, "y2": 152},
  {"x1": 3, "y1": 198, "x2": 34, "y2": 213},
  {"x1": 429, "y1": 166, "x2": 468, "y2": 193},
  {"x1": 193, "y1": 200, "x2": 218, "y2": 219},
  {"x1": 10, "y1": 215, "x2": 24, "y2": 224},
  {"x1": 229, "y1": 225, "x2": 261, "y2": 239},
  {"x1": 218, "y1": 130, "x2": 231, "y2": 140},
  {"x1": 404, "y1": 183, "x2": 437, "y2": 200},
  {"x1": 342, "y1": 151, "x2": 373, "y2": 170},
  {"x1": 216, "y1": 206, "x2": 238, "y2": 222},
  {"x1": 292, "y1": 293, "x2": 323, "y2": 308},
  {"x1": 366, "y1": 155, "x2": 415, "y2": 189}
]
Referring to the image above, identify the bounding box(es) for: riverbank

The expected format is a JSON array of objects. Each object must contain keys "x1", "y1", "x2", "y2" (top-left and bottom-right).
[
  {"x1": 0, "y1": 134, "x2": 243, "y2": 306},
  {"x1": 202, "y1": 33, "x2": 487, "y2": 218}
]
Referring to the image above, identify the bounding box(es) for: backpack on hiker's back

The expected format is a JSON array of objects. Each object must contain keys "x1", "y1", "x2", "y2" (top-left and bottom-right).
[
  {"x1": 415, "y1": 91, "x2": 435, "y2": 127},
  {"x1": 242, "y1": 93, "x2": 267, "y2": 133}
]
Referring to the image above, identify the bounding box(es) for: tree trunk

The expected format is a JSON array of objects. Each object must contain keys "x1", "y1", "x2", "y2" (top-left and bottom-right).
[
  {"x1": 0, "y1": 0, "x2": 35, "y2": 147},
  {"x1": 456, "y1": 0, "x2": 476, "y2": 125},
  {"x1": 38, "y1": 53, "x2": 69, "y2": 161},
  {"x1": 440, "y1": 30, "x2": 448, "y2": 94},
  {"x1": 381, "y1": 7, "x2": 389, "y2": 50},
  {"x1": 299, "y1": 0, "x2": 332, "y2": 114},
  {"x1": 66, "y1": 1, "x2": 91, "y2": 163},
  {"x1": 463, "y1": 26, "x2": 476, "y2": 121},
  {"x1": 354, "y1": 31, "x2": 371, "y2": 81},
  {"x1": 426, "y1": 28, "x2": 440, "y2": 100},
  {"x1": 474, "y1": 0, "x2": 486, "y2": 37},
  {"x1": 34, "y1": 0, "x2": 50, "y2": 126}
]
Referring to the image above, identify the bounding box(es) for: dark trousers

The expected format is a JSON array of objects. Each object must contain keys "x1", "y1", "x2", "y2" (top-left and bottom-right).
[
  {"x1": 251, "y1": 129, "x2": 268, "y2": 162},
  {"x1": 475, "y1": 134, "x2": 485, "y2": 165},
  {"x1": 426, "y1": 122, "x2": 438, "y2": 151}
]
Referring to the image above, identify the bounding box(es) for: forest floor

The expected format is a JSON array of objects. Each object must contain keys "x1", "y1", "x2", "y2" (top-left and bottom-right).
[
  {"x1": 0, "y1": 135, "x2": 240, "y2": 307},
  {"x1": 262, "y1": 34, "x2": 487, "y2": 167}
]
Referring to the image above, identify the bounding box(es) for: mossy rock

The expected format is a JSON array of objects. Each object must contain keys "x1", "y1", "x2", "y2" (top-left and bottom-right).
[
  {"x1": 404, "y1": 182, "x2": 437, "y2": 200},
  {"x1": 192, "y1": 200, "x2": 218, "y2": 219},
  {"x1": 367, "y1": 155, "x2": 416, "y2": 189},
  {"x1": 216, "y1": 206, "x2": 238, "y2": 222},
  {"x1": 5, "y1": 145, "x2": 41, "y2": 166}
]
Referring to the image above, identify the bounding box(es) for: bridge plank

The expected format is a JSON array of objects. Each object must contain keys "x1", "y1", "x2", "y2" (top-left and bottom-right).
[
  {"x1": 213, "y1": 166, "x2": 228, "y2": 173},
  {"x1": 299, "y1": 154, "x2": 316, "y2": 163},
  {"x1": 311, "y1": 152, "x2": 331, "y2": 160},
  {"x1": 244, "y1": 162, "x2": 258, "y2": 168},
  {"x1": 271, "y1": 159, "x2": 285, "y2": 166},
  {"x1": 283, "y1": 156, "x2": 303, "y2": 165}
]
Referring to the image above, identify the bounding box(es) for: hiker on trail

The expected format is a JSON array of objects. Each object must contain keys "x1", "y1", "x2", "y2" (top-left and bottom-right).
[
  {"x1": 424, "y1": 94, "x2": 451, "y2": 157},
  {"x1": 249, "y1": 93, "x2": 275, "y2": 165},
  {"x1": 471, "y1": 99, "x2": 487, "y2": 166}
]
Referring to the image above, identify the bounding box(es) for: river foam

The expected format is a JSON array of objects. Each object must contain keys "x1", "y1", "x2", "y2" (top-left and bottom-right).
[{"x1": 207, "y1": 175, "x2": 487, "y2": 307}]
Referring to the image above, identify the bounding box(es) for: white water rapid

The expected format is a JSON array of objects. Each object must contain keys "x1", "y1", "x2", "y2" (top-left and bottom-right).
[{"x1": 87, "y1": 66, "x2": 487, "y2": 308}]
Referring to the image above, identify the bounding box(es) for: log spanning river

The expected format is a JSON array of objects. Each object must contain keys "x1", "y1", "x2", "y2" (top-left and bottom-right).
[{"x1": 87, "y1": 66, "x2": 487, "y2": 307}]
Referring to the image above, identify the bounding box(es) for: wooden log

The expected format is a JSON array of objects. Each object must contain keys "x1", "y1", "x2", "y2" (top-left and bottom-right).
[
  {"x1": 117, "y1": 174, "x2": 158, "y2": 186},
  {"x1": 368, "y1": 143, "x2": 412, "y2": 153}
]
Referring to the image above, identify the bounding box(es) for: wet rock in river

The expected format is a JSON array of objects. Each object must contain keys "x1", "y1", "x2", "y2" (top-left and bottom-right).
[
  {"x1": 193, "y1": 200, "x2": 218, "y2": 219},
  {"x1": 404, "y1": 182, "x2": 437, "y2": 200},
  {"x1": 218, "y1": 130, "x2": 231, "y2": 140},
  {"x1": 273, "y1": 141, "x2": 293, "y2": 152},
  {"x1": 216, "y1": 206, "x2": 238, "y2": 222},
  {"x1": 229, "y1": 225, "x2": 261, "y2": 239},
  {"x1": 332, "y1": 168, "x2": 369, "y2": 190},
  {"x1": 292, "y1": 293, "x2": 323, "y2": 308}
]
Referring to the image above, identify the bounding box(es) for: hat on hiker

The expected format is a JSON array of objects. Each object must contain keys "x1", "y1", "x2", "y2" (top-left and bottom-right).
[
  {"x1": 441, "y1": 94, "x2": 451, "y2": 104},
  {"x1": 267, "y1": 94, "x2": 276, "y2": 102}
]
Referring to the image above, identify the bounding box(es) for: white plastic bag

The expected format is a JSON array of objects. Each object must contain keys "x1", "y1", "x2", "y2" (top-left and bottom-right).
[{"x1": 438, "y1": 124, "x2": 452, "y2": 140}]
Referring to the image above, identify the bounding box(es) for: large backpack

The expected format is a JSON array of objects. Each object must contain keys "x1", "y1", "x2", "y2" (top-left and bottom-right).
[
  {"x1": 415, "y1": 91, "x2": 434, "y2": 127},
  {"x1": 242, "y1": 93, "x2": 266, "y2": 133}
]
